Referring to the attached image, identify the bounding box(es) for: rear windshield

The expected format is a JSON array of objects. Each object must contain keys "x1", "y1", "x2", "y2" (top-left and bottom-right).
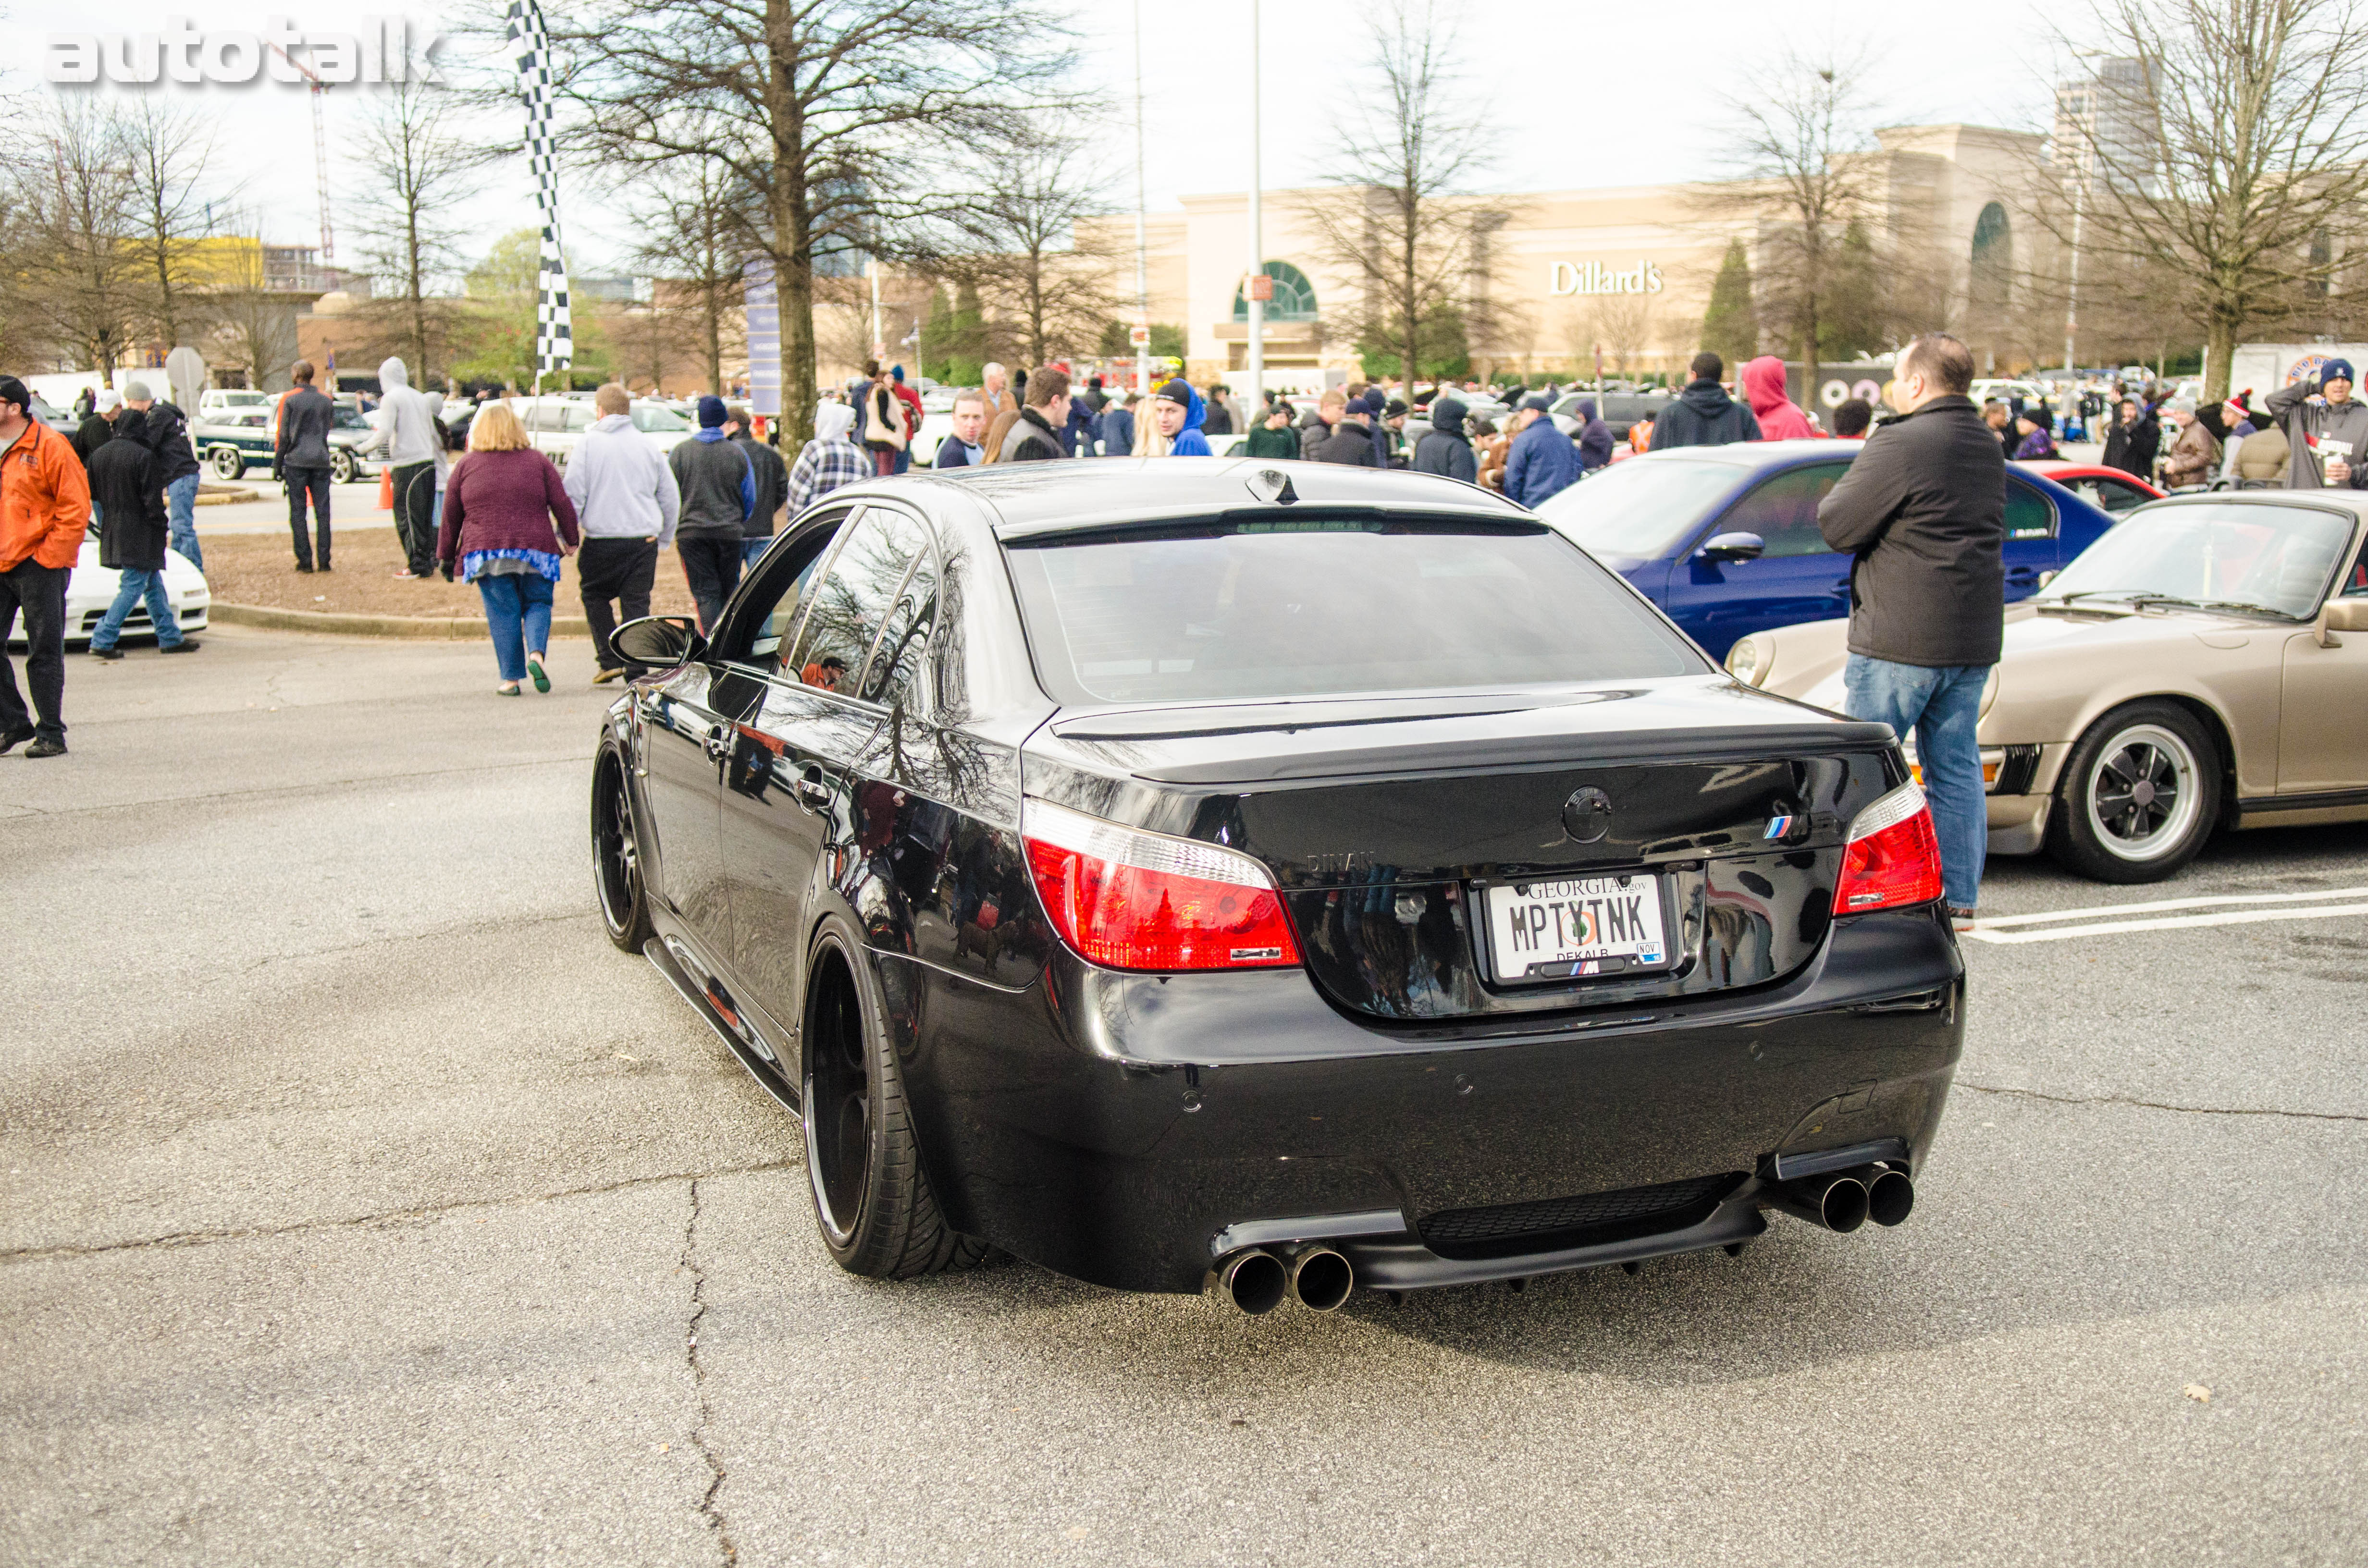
[{"x1": 1004, "y1": 517, "x2": 1704, "y2": 705}]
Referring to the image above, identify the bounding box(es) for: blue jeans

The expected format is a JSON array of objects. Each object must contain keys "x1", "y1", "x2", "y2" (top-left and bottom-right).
[
  {"x1": 91, "y1": 567, "x2": 184, "y2": 651},
  {"x1": 740, "y1": 536, "x2": 772, "y2": 570},
  {"x1": 476, "y1": 572, "x2": 554, "y2": 683},
  {"x1": 1843, "y1": 655, "x2": 1988, "y2": 909},
  {"x1": 166, "y1": 473, "x2": 201, "y2": 571}
]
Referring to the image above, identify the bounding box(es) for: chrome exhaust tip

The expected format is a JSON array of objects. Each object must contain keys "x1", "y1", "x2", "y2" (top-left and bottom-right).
[
  {"x1": 1865, "y1": 1166, "x2": 1915, "y2": 1227},
  {"x1": 1207, "y1": 1249, "x2": 1289, "y2": 1314},
  {"x1": 1286, "y1": 1246, "x2": 1355, "y2": 1312},
  {"x1": 1765, "y1": 1170, "x2": 1871, "y2": 1234}
]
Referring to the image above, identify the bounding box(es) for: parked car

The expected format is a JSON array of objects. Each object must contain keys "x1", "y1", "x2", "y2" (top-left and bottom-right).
[
  {"x1": 1969, "y1": 379, "x2": 2048, "y2": 408},
  {"x1": 31, "y1": 391, "x2": 77, "y2": 436},
  {"x1": 2016, "y1": 461, "x2": 2163, "y2": 517},
  {"x1": 197, "y1": 389, "x2": 271, "y2": 415},
  {"x1": 1734, "y1": 491, "x2": 2368, "y2": 882},
  {"x1": 589, "y1": 459, "x2": 1961, "y2": 1310},
  {"x1": 493, "y1": 394, "x2": 696, "y2": 470},
  {"x1": 5, "y1": 525, "x2": 209, "y2": 649},
  {"x1": 1533, "y1": 440, "x2": 2119, "y2": 661},
  {"x1": 1554, "y1": 390, "x2": 1670, "y2": 442},
  {"x1": 192, "y1": 401, "x2": 388, "y2": 484}
]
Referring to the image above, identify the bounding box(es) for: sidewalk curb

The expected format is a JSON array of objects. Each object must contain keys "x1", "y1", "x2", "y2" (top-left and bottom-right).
[{"x1": 211, "y1": 602, "x2": 593, "y2": 640}]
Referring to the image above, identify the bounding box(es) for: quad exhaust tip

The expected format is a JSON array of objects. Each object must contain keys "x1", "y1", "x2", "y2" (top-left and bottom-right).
[
  {"x1": 1208, "y1": 1245, "x2": 1356, "y2": 1314},
  {"x1": 1766, "y1": 1164, "x2": 1914, "y2": 1233}
]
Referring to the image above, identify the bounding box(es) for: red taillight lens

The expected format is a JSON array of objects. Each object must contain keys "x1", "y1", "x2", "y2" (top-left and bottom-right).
[
  {"x1": 1833, "y1": 782, "x2": 1945, "y2": 916},
  {"x1": 1022, "y1": 798, "x2": 1302, "y2": 972}
]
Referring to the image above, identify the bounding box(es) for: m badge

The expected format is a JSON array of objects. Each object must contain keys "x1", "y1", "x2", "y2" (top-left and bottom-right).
[{"x1": 1764, "y1": 815, "x2": 1797, "y2": 839}]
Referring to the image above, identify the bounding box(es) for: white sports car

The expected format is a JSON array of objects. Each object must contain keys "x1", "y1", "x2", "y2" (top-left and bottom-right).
[{"x1": 6, "y1": 535, "x2": 211, "y2": 648}]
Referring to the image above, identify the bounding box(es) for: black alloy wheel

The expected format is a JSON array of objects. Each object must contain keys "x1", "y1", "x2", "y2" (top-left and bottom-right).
[
  {"x1": 2047, "y1": 700, "x2": 2222, "y2": 883},
  {"x1": 592, "y1": 752, "x2": 654, "y2": 953},
  {"x1": 800, "y1": 927, "x2": 991, "y2": 1279}
]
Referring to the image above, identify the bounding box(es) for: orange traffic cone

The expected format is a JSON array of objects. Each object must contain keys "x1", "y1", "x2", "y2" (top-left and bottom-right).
[{"x1": 377, "y1": 464, "x2": 394, "y2": 512}]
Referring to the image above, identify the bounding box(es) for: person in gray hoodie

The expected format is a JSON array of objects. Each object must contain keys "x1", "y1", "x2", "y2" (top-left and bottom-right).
[
  {"x1": 667, "y1": 394, "x2": 756, "y2": 632},
  {"x1": 274, "y1": 358, "x2": 337, "y2": 571},
  {"x1": 566, "y1": 383, "x2": 682, "y2": 683},
  {"x1": 357, "y1": 356, "x2": 441, "y2": 578}
]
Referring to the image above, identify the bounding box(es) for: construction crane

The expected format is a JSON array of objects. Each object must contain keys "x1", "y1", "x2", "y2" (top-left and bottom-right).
[{"x1": 267, "y1": 41, "x2": 336, "y2": 267}]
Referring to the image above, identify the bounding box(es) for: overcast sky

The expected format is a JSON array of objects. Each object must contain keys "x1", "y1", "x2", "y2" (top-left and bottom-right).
[{"x1": 10, "y1": 1, "x2": 2083, "y2": 279}]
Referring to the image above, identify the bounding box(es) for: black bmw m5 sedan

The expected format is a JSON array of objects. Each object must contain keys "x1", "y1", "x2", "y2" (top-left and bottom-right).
[{"x1": 591, "y1": 459, "x2": 1961, "y2": 1313}]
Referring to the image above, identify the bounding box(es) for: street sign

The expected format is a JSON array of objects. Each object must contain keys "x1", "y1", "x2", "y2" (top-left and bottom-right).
[
  {"x1": 1247, "y1": 274, "x2": 1273, "y2": 302},
  {"x1": 742, "y1": 257, "x2": 781, "y2": 416},
  {"x1": 1128, "y1": 324, "x2": 1150, "y2": 346}
]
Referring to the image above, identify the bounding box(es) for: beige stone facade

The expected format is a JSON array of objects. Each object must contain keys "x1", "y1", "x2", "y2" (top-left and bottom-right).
[{"x1": 1075, "y1": 122, "x2": 2052, "y2": 388}]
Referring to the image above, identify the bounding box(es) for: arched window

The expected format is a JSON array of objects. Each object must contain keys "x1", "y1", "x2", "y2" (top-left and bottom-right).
[
  {"x1": 1969, "y1": 202, "x2": 2011, "y2": 315},
  {"x1": 1232, "y1": 261, "x2": 1319, "y2": 322}
]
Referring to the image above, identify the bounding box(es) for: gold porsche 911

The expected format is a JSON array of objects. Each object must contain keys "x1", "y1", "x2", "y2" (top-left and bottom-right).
[{"x1": 1727, "y1": 491, "x2": 2368, "y2": 883}]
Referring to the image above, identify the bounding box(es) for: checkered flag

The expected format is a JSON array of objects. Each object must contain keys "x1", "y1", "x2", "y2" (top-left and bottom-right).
[{"x1": 507, "y1": 0, "x2": 571, "y2": 376}]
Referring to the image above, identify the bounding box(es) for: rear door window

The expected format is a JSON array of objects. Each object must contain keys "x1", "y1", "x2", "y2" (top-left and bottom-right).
[
  {"x1": 1004, "y1": 516, "x2": 1704, "y2": 706},
  {"x1": 2005, "y1": 478, "x2": 2057, "y2": 540}
]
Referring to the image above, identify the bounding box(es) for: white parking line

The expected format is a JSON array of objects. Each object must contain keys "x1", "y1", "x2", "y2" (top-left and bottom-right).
[{"x1": 1964, "y1": 887, "x2": 2368, "y2": 944}]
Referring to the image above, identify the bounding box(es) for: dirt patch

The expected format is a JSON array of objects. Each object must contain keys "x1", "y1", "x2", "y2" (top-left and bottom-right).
[{"x1": 200, "y1": 526, "x2": 699, "y2": 620}]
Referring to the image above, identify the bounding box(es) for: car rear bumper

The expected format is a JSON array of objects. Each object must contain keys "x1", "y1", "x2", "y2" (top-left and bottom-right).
[{"x1": 884, "y1": 908, "x2": 1964, "y2": 1294}]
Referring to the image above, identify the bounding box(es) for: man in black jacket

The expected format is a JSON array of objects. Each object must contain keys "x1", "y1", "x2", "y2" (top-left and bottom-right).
[
  {"x1": 727, "y1": 404, "x2": 789, "y2": 567},
  {"x1": 123, "y1": 382, "x2": 203, "y2": 572},
  {"x1": 1000, "y1": 367, "x2": 1073, "y2": 463},
  {"x1": 1411, "y1": 395, "x2": 1478, "y2": 481},
  {"x1": 276, "y1": 359, "x2": 337, "y2": 571},
  {"x1": 72, "y1": 389, "x2": 120, "y2": 475},
  {"x1": 84, "y1": 407, "x2": 198, "y2": 658},
  {"x1": 1650, "y1": 353, "x2": 1763, "y2": 449},
  {"x1": 1816, "y1": 332, "x2": 1999, "y2": 927}
]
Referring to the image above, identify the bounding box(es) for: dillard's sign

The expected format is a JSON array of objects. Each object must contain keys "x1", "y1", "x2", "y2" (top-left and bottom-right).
[{"x1": 1548, "y1": 260, "x2": 1665, "y2": 297}]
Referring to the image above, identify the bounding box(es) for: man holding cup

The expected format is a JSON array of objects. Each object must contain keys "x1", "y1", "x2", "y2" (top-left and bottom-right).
[{"x1": 2264, "y1": 358, "x2": 2368, "y2": 489}]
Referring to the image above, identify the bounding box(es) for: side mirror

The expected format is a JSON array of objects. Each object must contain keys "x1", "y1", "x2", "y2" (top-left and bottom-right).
[
  {"x1": 611, "y1": 614, "x2": 705, "y2": 669},
  {"x1": 2316, "y1": 596, "x2": 2368, "y2": 647},
  {"x1": 2035, "y1": 569, "x2": 2058, "y2": 589},
  {"x1": 1697, "y1": 531, "x2": 1766, "y2": 564}
]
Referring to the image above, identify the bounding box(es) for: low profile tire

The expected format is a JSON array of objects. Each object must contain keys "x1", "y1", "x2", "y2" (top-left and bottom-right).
[
  {"x1": 802, "y1": 928, "x2": 989, "y2": 1279},
  {"x1": 592, "y1": 750, "x2": 655, "y2": 954},
  {"x1": 2046, "y1": 700, "x2": 2222, "y2": 883},
  {"x1": 330, "y1": 448, "x2": 357, "y2": 485},
  {"x1": 207, "y1": 446, "x2": 244, "y2": 481}
]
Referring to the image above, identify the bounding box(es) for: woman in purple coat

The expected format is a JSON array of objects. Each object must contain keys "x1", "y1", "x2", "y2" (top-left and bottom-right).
[{"x1": 436, "y1": 402, "x2": 582, "y2": 695}]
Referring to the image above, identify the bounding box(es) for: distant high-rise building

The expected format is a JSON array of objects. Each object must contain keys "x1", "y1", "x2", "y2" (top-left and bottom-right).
[{"x1": 2056, "y1": 56, "x2": 2158, "y2": 194}]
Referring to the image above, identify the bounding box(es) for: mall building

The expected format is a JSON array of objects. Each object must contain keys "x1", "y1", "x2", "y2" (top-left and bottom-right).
[{"x1": 1078, "y1": 123, "x2": 2051, "y2": 389}]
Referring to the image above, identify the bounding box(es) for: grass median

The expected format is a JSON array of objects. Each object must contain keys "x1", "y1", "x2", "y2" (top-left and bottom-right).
[{"x1": 201, "y1": 524, "x2": 701, "y2": 622}]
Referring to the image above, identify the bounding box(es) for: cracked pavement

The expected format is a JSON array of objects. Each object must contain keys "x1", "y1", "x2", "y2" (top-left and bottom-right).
[{"x1": 4, "y1": 626, "x2": 2366, "y2": 1565}]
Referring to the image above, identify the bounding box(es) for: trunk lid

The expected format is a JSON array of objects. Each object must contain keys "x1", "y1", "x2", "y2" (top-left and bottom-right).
[{"x1": 1024, "y1": 678, "x2": 1902, "y2": 1021}]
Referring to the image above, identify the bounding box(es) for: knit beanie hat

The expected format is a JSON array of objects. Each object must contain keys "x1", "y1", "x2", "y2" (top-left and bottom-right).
[{"x1": 698, "y1": 394, "x2": 728, "y2": 428}]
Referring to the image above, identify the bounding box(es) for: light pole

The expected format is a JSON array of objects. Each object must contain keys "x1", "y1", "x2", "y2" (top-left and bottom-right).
[
  {"x1": 1133, "y1": 0, "x2": 1151, "y2": 399},
  {"x1": 1245, "y1": 0, "x2": 1264, "y2": 415}
]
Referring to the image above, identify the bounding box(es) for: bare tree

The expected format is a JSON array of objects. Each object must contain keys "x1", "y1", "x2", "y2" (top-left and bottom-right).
[
  {"x1": 205, "y1": 233, "x2": 300, "y2": 389},
  {"x1": 626, "y1": 153, "x2": 750, "y2": 396},
  {"x1": 539, "y1": 0, "x2": 1075, "y2": 441},
  {"x1": 1713, "y1": 50, "x2": 1897, "y2": 394},
  {"x1": 347, "y1": 81, "x2": 471, "y2": 384},
  {"x1": 1305, "y1": 1, "x2": 1504, "y2": 388},
  {"x1": 1565, "y1": 291, "x2": 1657, "y2": 380},
  {"x1": 2038, "y1": 0, "x2": 2368, "y2": 398},
  {"x1": 11, "y1": 102, "x2": 142, "y2": 385},
  {"x1": 935, "y1": 129, "x2": 1124, "y2": 368},
  {"x1": 122, "y1": 99, "x2": 235, "y2": 352}
]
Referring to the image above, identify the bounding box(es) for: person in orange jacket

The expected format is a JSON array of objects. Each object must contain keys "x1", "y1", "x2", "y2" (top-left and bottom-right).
[{"x1": 0, "y1": 375, "x2": 93, "y2": 756}]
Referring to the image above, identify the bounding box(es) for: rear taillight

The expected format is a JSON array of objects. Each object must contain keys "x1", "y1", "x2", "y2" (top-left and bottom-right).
[
  {"x1": 1022, "y1": 798, "x2": 1302, "y2": 972},
  {"x1": 1832, "y1": 782, "x2": 1944, "y2": 916}
]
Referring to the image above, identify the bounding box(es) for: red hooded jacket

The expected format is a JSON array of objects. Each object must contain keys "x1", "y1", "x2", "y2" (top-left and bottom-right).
[{"x1": 1742, "y1": 356, "x2": 1817, "y2": 441}]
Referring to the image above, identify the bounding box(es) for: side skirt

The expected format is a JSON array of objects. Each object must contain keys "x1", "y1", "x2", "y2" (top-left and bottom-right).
[{"x1": 642, "y1": 934, "x2": 802, "y2": 1115}]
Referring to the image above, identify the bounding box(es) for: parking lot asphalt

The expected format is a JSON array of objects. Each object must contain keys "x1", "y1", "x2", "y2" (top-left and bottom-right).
[{"x1": 4, "y1": 626, "x2": 2363, "y2": 1566}]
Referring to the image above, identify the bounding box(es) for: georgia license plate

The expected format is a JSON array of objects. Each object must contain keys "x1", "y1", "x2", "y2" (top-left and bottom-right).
[{"x1": 1482, "y1": 875, "x2": 1670, "y2": 982}]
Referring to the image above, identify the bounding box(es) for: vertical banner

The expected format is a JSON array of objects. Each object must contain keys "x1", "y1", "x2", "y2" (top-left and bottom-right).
[
  {"x1": 743, "y1": 257, "x2": 781, "y2": 418},
  {"x1": 506, "y1": 0, "x2": 571, "y2": 380}
]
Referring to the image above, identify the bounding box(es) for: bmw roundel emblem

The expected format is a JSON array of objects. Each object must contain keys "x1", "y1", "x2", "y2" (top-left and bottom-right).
[{"x1": 1562, "y1": 786, "x2": 1613, "y2": 843}]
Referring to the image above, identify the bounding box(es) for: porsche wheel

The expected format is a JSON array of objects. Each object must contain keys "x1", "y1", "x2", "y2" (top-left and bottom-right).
[
  {"x1": 802, "y1": 926, "x2": 990, "y2": 1279},
  {"x1": 592, "y1": 750, "x2": 654, "y2": 953},
  {"x1": 2047, "y1": 701, "x2": 2220, "y2": 883},
  {"x1": 331, "y1": 448, "x2": 358, "y2": 485}
]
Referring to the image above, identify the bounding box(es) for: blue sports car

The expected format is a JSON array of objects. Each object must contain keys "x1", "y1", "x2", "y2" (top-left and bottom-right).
[{"x1": 1534, "y1": 441, "x2": 2118, "y2": 661}]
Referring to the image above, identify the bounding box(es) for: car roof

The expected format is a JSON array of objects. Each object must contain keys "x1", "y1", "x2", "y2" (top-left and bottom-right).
[
  {"x1": 1634, "y1": 438, "x2": 1868, "y2": 467},
  {"x1": 838, "y1": 456, "x2": 1533, "y2": 540}
]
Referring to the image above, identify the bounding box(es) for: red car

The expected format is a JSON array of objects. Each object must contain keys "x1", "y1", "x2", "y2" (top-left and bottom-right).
[{"x1": 2014, "y1": 461, "x2": 2162, "y2": 519}]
